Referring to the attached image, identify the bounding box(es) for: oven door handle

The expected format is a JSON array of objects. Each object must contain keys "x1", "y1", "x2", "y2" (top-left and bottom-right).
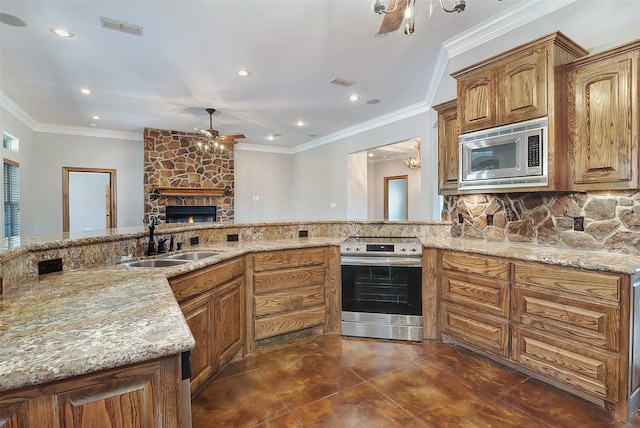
[{"x1": 341, "y1": 257, "x2": 422, "y2": 267}]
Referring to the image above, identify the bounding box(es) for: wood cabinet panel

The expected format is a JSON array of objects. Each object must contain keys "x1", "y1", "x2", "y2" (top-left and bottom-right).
[
  {"x1": 567, "y1": 42, "x2": 639, "y2": 190},
  {"x1": 498, "y1": 48, "x2": 548, "y2": 123},
  {"x1": 0, "y1": 357, "x2": 182, "y2": 428},
  {"x1": 254, "y1": 265, "x2": 325, "y2": 294},
  {"x1": 513, "y1": 284, "x2": 620, "y2": 351},
  {"x1": 254, "y1": 285, "x2": 325, "y2": 317},
  {"x1": 215, "y1": 277, "x2": 245, "y2": 367},
  {"x1": 180, "y1": 292, "x2": 213, "y2": 394},
  {"x1": 171, "y1": 257, "x2": 245, "y2": 302},
  {"x1": 255, "y1": 305, "x2": 326, "y2": 340},
  {"x1": 440, "y1": 302, "x2": 509, "y2": 357},
  {"x1": 433, "y1": 99, "x2": 459, "y2": 195},
  {"x1": 441, "y1": 251, "x2": 510, "y2": 280},
  {"x1": 441, "y1": 270, "x2": 509, "y2": 318},
  {"x1": 513, "y1": 325, "x2": 618, "y2": 401},
  {"x1": 514, "y1": 262, "x2": 621, "y2": 302},
  {"x1": 457, "y1": 68, "x2": 498, "y2": 133},
  {"x1": 253, "y1": 247, "x2": 326, "y2": 272}
]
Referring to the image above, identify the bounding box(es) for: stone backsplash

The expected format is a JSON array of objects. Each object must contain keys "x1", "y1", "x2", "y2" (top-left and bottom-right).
[
  {"x1": 443, "y1": 190, "x2": 640, "y2": 255},
  {"x1": 143, "y1": 128, "x2": 235, "y2": 223}
]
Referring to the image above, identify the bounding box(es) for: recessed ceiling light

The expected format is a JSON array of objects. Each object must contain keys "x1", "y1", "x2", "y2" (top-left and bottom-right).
[
  {"x1": 91, "y1": 115, "x2": 101, "y2": 120},
  {"x1": 50, "y1": 27, "x2": 73, "y2": 38},
  {"x1": 80, "y1": 88, "x2": 92, "y2": 95},
  {"x1": 296, "y1": 120, "x2": 305, "y2": 127},
  {"x1": 368, "y1": 153, "x2": 374, "y2": 157},
  {"x1": 238, "y1": 69, "x2": 252, "y2": 77},
  {"x1": 267, "y1": 135, "x2": 275, "y2": 140},
  {"x1": 89, "y1": 123, "x2": 98, "y2": 127},
  {"x1": 350, "y1": 94, "x2": 359, "y2": 102}
]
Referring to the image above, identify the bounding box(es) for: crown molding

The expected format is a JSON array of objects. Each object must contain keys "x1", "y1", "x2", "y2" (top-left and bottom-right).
[
  {"x1": 1, "y1": 91, "x2": 141, "y2": 141},
  {"x1": 234, "y1": 142, "x2": 295, "y2": 154},
  {"x1": 444, "y1": 0, "x2": 577, "y2": 58},
  {"x1": 292, "y1": 100, "x2": 431, "y2": 154}
]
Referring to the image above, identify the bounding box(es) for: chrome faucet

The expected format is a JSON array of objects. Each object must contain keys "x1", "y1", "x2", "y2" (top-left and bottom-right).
[{"x1": 147, "y1": 218, "x2": 157, "y2": 256}]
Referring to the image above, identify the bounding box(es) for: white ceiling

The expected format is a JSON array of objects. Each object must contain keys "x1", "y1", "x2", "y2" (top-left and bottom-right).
[{"x1": 1, "y1": 0, "x2": 639, "y2": 152}]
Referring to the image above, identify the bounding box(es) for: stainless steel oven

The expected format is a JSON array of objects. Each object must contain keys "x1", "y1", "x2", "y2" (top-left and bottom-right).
[{"x1": 340, "y1": 237, "x2": 422, "y2": 342}]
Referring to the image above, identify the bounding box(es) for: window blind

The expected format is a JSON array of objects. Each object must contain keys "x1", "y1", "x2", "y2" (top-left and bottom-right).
[{"x1": 4, "y1": 160, "x2": 20, "y2": 243}]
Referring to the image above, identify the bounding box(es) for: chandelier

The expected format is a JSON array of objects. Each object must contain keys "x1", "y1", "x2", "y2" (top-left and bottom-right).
[
  {"x1": 374, "y1": 0, "x2": 466, "y2": 36},
  {"x1": 402, "y1": 142, "x2": 421, "y2": 169}
]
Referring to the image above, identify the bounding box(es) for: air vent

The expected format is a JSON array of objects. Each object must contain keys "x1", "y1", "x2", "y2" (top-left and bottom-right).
[
  {"x1": 329, "y1": 77, "x2": 356, "y2": 87},
  {"x1": 100, "y1": 16, "x2": 143, "y2": 36}
]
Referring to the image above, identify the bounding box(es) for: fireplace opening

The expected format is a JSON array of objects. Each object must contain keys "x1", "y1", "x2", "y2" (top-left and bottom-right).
[{"x1": 166, "y1": 206, "x2": 217, "y2": 223}]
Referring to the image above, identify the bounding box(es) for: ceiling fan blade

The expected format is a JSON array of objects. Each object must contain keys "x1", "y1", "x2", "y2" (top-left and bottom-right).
[
  {"x1": 377, "y1": 0, "x2": 408, "y2": 35},
  {"x1": 197, "y1": 128, "x2": 213, "y2": 138}
]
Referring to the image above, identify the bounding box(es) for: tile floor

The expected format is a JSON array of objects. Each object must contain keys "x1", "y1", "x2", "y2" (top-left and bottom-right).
[{"x1": 191, "y1": 334, "x2": 640, "y2": 427}]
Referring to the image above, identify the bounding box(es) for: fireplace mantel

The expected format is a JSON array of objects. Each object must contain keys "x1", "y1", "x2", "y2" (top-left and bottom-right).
[{"x1": 156, "y1": 187, "x2": 225, "y2": 197}]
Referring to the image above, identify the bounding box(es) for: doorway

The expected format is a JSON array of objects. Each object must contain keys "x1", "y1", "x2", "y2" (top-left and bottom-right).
[
  {"x1": 384, "y1": 175, "x2": 408, "y2": 221},
  {"x1": 62, "y1": 167, "x2": 117, "y2": 232}
]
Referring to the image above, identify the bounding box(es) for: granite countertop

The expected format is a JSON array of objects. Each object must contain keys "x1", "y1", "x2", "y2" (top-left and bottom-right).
[
  {"x1": 0, "y1": 237, "x2": 343, "y2": 393},
  {"x1": 425, "y1": 236, "x2": 640, "y2": 275},
  {"x1": 2, "y1": 234, "x2": 639, "y2": 394}
]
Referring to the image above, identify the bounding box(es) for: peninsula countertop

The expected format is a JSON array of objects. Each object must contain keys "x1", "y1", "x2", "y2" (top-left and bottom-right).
[
  {"x1": 2, "y1": 233, "x2": 639, "y2": 394},
  {"x1": 0, "y1": 237, "x2": 343, "y2": 393}
]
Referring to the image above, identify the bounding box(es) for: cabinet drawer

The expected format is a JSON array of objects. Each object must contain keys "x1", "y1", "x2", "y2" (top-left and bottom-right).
[
  {"x1": 171, "y1": 257, "x2": 244, "y2": 302},
  {"x1": 512, "y1": 325, "x2": 619, "y2": 401},
  {"x1": 254, "y1": 265, "x2": 325, "y2": 294},
  {"x1": 255, "y1": 305, "x2": 325, "y2": 340},
  {"x1": 253, "y1": 247, "x2": 326, "y2": 272},
  {"x1": 441, "y1": 251, "x2": 510, "y2": 280},
  {"x1": 514, "y1": 262, "x2": 621, "y2": 303},
  {"x1": 513, "y1": 284, "x2": 620, "y2": 351},
  {"x1": 439, "y1": 302, "x2": 509, "y2": 357},
  {"x1": 254, "y1": 285, "x2": 325, "y2": 317},
  {"x1": 440, "y1": 270, "x2": 509, "y2": 318}
]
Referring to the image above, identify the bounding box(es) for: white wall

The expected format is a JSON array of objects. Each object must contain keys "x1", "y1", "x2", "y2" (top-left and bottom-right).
[
  {"x1": 234, "y1": 149, "x2": 293, "y2": 222},
  {"x1": 0, "y1": 106, "x2": 144, "y2": 237},
  {"x1": 370, "y1": 158, "x2": 421, "y2": 221},
  {"x1": 290, "y1": 111, "x2": 441, "y2": 221}
]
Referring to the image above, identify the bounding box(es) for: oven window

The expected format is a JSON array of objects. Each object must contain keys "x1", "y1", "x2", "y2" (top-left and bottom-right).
[{"x1": 341, "y1": 265, "x2": 422, "y2": 316}]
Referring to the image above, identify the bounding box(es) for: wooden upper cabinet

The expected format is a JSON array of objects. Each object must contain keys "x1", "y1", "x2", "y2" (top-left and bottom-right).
[
  {"x1": 457, "y1": 69, "x2": 498, "y2": 133},
  {"x1": 499, "y1": 48, "x2": 548, "y2": 124},
  {"x1": 452, "y1": 32, "x2": 587, "y2": 135},
  {"x1": 433, "y1": 99, "x2": 459, "y2": 195},
  {"x1": 567, "y1": 40, "x2": 640, "y2": 190}
]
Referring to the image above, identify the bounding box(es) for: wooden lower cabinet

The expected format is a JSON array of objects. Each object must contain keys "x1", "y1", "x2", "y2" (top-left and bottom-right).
[
  {"x1": 437, "y1": 251, "x2": 640, "y2": 422},
  {"x1": 512, "y1": 325, "x2": 619, "y2": 401},
  {"x1": 170, "y1": 257, "x2": 245, "y2": 396},
  {"x1": 440, "y1": 302, "x2": 509, "y2": 357},
  {"x1": 246, "y1": 247, "x2": 336, "y2": 353},
  {"x1": 181, "y1": 291, "x2": 214, "y2": 394},
  {"x1": 0, "y1": 355, "x2": 182, "y2": 428}
]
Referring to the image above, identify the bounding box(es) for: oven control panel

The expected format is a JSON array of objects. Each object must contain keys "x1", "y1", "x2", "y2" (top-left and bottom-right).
[{"x1": 340, "y1": 237, "x2": 422, "y2": 256}]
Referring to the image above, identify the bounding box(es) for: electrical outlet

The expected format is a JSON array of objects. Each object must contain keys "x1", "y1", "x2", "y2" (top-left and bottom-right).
[
  {"x1": 486, "y1": 214, "x2": 494, "y2": 226},
  {"x1": 299, "y1": 230, "x2": 309, "y2": 238},
  {"x1": 458, "y1": 213, "x2": 464, "y2": 224},
  {"x1": 190, "y1": 236, "x2": 199, "y2": 245},
  {"x1": 38, "y1": 258, "x2": 63, "y2": 275},
  {"x1": 227, "y1": 234, "x2": 239, "y2": 242},
  {"x1": 573, "y1": 216, "x2": 585, "y2": 231}
]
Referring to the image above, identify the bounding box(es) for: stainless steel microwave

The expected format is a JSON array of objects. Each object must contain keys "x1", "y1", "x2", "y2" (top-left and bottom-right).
[{"x1": 459, "y1": 117, "x2": 548, "y2": 191}]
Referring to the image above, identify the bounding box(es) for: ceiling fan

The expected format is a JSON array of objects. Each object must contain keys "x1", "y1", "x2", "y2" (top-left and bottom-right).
[
  {"x1": 196, "y1": 108, "x2": 246, "y2": 147},
  {"x1": 374, "y1": 0, "x2": 467, "y2": 36}
]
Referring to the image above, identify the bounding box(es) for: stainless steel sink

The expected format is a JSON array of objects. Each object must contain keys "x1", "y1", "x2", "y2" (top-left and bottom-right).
[
  {"x1": 165, "y1": 251, "x2": 220, "y2": 261},
  {"x1": 121, "y1": 259, "x2": 190, "y2": 268}
]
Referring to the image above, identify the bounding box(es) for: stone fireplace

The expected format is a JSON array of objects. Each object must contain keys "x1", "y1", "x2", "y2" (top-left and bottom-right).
[
  {"x1": 166, "y1": 205, "x2": 217, "y2": 223},
  {"x1": 143, "y1": 128, "x2": 235, "y2": 223}
]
